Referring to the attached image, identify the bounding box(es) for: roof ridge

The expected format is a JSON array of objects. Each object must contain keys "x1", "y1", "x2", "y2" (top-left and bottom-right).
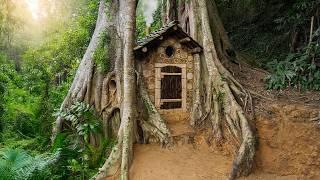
[
  {"x1": 137, "y1": 21, "x2": 179, "y2": 44},
  {"x1": 134, "y1": 20, "x2": 202, "y2": 52}
]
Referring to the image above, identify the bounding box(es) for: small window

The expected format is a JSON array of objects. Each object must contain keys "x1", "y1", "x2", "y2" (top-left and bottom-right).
[{"x1": 165, "y1": 46, "x2": 175, "y2": 57}]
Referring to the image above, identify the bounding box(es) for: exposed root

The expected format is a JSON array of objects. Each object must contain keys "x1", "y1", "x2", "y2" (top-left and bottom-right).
[
  {"x1": 311, "y1": 112, "x2": 320, "y2": 126},
  {"x1": 248, "y1": 90, "x2": 274, "y2": 101},
  {"x1": 138, "y1": 73, "x2": 171, "y2": 145},
  {"x1": 212, "y1": 61, "x2": 255, "y2": 180},
  {"x1": 97, "y1": 128, "x2": 124, "y2": 180},
  {"x1": 194, "y1": 0, "x2": 256, "y2": 179},
  {"x1": 102, "y1": 106, "x2": 120, "y2": 120},
  {"x1": 229, "y1": 112, "x2": 255, "y2": 179},
  {"x1": 95, "y1": 74, "x2": 172, "y2": 180}
]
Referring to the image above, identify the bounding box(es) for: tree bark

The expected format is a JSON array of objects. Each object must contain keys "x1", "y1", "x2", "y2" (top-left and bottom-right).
[
  {"x1": 187, "y1": 0, "x2": 256, "y2": 179},
  {"x1": 53, "y1": 0, "x2": 256, "y2": 179},
  {"x1": 119, "y1": 0, "x2": 137, "y2": 179},
  {"x1": 52, "y1": 0, "x2": 110, "y2": 141},
  {"x1": 165, "y1": 0, "x2": 178, "y2": 24},
  {"x1": 206, "y1": 0, "x2": 237, "y2": 64}
]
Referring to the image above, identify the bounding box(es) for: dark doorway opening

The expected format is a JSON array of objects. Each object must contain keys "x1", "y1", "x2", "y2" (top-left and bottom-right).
[
  {"x1": 160, "y1": 66, "x2": 182, "y2": 109},
  {"x1": 161, "y1": 75, "x2": 182, "y2": 99}
]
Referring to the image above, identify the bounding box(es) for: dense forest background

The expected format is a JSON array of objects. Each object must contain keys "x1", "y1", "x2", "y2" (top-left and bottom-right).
[{"x1": 0, "y1": 0, "x2": 319, "y2": 179}]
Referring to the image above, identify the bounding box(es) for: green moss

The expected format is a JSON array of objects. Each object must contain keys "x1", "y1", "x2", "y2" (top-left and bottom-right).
[
  {"x1": 93, "y1": 31, "x2": 111, "y2": 73},
  {"x1": 104, "y1": 1, "x2": 112, "y2": 21},
  {"x1": 143, "y1": 97, "x2": 155, "y2": 114},
  {"x1": 216, "y1": 91, "x2": 225, "y2": 104}
]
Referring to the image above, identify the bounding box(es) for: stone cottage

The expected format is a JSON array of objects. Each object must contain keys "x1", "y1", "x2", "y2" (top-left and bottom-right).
[{"x1": 134, "y1": 21, "x2": 203, "y2": 125}]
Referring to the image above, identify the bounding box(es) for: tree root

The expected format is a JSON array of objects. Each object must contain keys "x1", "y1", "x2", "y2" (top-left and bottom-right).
[
  {"x1": 97, "y1": 128, "x2": 123, "y2": 180},
  {"x1": 138, "y1": 77, "x2": 171, "y2": 145},
  {"x1": 195, "y1": 0, "x2": 256, "y2": 179},
  {"x1": 311, "y1": 112, "x2": 320, "y2": 126},
  {"x1": 96, "y1": 73, "x2": 172, "y2": 179}
]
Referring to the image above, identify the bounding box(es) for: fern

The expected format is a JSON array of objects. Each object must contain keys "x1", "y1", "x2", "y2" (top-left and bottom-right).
[
  {"x1": 0, "y1": 148, "x2": 59, "y2": 180},
  {"x1": 53, "y1": 101, "x2": 102, "y2": 143}
]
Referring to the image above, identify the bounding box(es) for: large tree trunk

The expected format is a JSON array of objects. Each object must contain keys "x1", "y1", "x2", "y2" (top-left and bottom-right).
[
  {"x1": 206, "y1": 0, "x2": 237, "y2": 64},
  {"x1": 165, "y1": 0, "x2": 178, "y2": 24},
  {"x1": 53, "y1": 0, "x2": 255, "y2": 179},
  {"x1": 118, "y1": 0, "x2": 137, "y2": 179},
  {"x1": 187, "y1": 0, "x2": 256, "y2": 179},
  {"x1": 52, "y1": 0, "x2": 110, "y2": 141}
]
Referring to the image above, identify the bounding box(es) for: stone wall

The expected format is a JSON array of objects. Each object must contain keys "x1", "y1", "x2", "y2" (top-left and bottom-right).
[{"x1": 139, "y1": 37, "x2": 195, "y2": 124}]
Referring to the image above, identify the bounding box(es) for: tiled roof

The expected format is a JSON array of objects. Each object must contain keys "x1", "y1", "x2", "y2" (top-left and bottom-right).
[
  {"x1": 134, "y1": 21, "x2": 202, "y2": 52},
  {"x1": 135, "y1": 21, "x2": 178, "y2": 49}
]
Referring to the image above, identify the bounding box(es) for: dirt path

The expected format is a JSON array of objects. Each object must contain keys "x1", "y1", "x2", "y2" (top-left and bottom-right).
[
  {"x1": 129, "y1": 144, "x2": 301, "y2": 180},
  {"x1": 130, "y1": 144, "x2": 230, "y2": 180}
]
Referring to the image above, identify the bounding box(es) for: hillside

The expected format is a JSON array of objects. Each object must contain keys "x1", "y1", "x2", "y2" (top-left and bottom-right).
[{"x1": 127, "y1": 62, "x2": 320, "y2": 180}]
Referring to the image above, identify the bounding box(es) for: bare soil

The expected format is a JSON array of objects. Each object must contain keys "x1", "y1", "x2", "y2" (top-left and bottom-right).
[
  {"x1": 130, "y1": 143, "x2": 230, "y2": 180},
  {"x1": 129, "y1": 143, "x2": 303, "y2": 180},
  {"x1": 125, "y1": 61, "x2": 320, "y2": 180}
]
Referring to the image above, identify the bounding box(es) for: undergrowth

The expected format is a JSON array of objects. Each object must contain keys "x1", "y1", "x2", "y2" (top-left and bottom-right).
[
  {"x1": 266, "y1": 30, "x2": 320, "y2": 90},
  {"x1": 53, "y1": 102, "x2": 115, "y2": 179}
]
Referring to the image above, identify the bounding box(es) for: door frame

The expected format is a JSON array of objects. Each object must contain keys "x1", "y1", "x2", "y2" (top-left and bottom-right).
[{"x1": 155, "y1": 63, "x2": 187, "y2": 111}]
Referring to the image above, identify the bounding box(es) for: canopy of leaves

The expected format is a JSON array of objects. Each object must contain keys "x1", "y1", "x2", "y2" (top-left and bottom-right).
[{"x1": 217, "y1": 0, "x2": 320, "y2": 65}]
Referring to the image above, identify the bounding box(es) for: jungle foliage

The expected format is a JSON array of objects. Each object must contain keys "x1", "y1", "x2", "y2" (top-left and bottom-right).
[
  {"x1": 0, "y1": 0, "x2": 114, "y2": 179},
  {"x1": 0, "y1": 148, "x2": 59, "y2": 180},
  {"x1": 217, "y1": 0, "x2": 320, "y2": 90},
  {"x1": 0, "y1": 0, "x2": 320, "y2": 179},
  {"x1": 266, "y1": 38, "x2": 320, "y2": 90},
  {"x1": 0, "y1": 0, "x2": 163, "y2": 178}
]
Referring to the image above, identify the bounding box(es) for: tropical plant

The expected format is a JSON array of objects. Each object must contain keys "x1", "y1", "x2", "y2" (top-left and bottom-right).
[
  {"x1": 0, "y1": 0, "x2": 111, "y2": 179},
  {"x1": 0, "y1": 53, "x2": 18, "y2": 140},
  {"x1": 266, "y1": 37, "x2": 320, "y2": 90},
  {"x1": 54, "y1": 102, "x2": 102, "y2": 143},
  {"x1": 0, "y1": 148, "x2": 58, "y2": 180},
  {"x1": 52, "y1": 102, "x2": 114, "y2": 179}
]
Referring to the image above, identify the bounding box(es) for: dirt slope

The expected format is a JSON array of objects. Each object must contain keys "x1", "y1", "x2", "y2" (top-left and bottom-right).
[
  {"x1": 231, "y1": 61, "x2": 320, "y2": 178},
  {"x1": 125, "y1": 62, "x2": 320, "y2": 180},
  {"x1": 256, "y1": 104, "x2": 320, "y2": 178},
  {"x1": 129, "y1": 109, "x2": 320, "y2": 180}
]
